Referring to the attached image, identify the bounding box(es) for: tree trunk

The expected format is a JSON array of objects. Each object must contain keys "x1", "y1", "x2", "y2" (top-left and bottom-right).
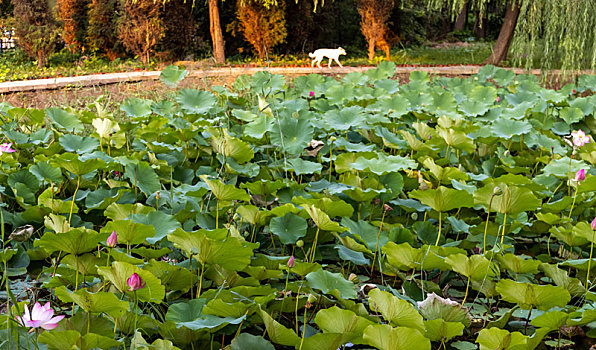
[
  {"x1": 209, "y1": 0, "x2": 225, "y2": 64},
  {"x1": 453, "y1": 1, "x2": 467, "y2": 31},
  {"x1": 368, "y1": 39, "x2": 376, "y2": 60},
  {"x1": 485, "y1": 0, "x2": 520, "y2": 65},
  {"x1": 474, "y1": 11, "x2": 486, "y2": 39}
]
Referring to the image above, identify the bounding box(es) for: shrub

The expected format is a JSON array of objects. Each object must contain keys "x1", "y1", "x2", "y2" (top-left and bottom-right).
[
  {"x1": 10, "y1": 0, "x2": 60, "y2": 67},
  {"x1": 118, "y1": 0, "x2": 164, "y2": 65},
  {"x1": 356, "y1": 0, "x2": 394, "y2": 60},
  {"x1": 87, "y1": 0, "x2": 120, "y2": 60},
  {"x1": 236, "y1": 0, "x2": 287, "y2": 59},
  {"x1": 56, "y1": 0, "x2": 90, "y2": 52},
  {"x1": 161, "y1": 0, "x2": 195, "y2": 60}
]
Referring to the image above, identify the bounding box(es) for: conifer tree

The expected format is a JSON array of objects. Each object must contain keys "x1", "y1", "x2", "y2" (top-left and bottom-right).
[{"x1": 11, "y1": 0, "x2": 59, "y2": 67}]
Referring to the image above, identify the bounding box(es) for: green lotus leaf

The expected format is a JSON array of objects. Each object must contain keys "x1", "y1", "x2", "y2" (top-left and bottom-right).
[
  {"x1": 35, "y1": 228, "x2": 100, "y2": 256},
  {"x1": 167, "y1": 228, "x2": 253, "y2": 270},
  {"x1": 293, "y1": 197, "x2": 354, "y2": 218},
  {"x1": 230, "y1": 334, "x2": 274, "y2": 350},
  {"x1": 303, "y1": 204, "x2": 345, "y2": 232},
  {"x1": 120, "y1": 98, "x2": 153, "y2": 118},
  {"x1": 45, "y1": 107, "x2": 84, "y2": 133},
  {"x1": 476, "y1": 327, "x2": 527, "y2": 350},
  {"x1": 496, "y1": 280, "x2": 571, "y2": 310},
  {"x1": 363, "y1": 324, "x2": 430, "y2": 350},
  {"x1": 176, "y1": 89, "x2": 216, "y2": 115},
  {"x1": 437, "y1": 128, "x2": 475, "y2": 153},
  {"x1": 269, "y1": 212, "x2": 307, "y2": 244},
  {"x1": 335, "y1": 245, "x2": 370, "y2": 265},
  {"x1": 368, "y1": 288, "x2": 424, "y2": 332},
  {"x1": 306, "y1": 268, "x2": 357, "y2": 299},
  {"x1": 424, "y1": 319, "x2": 465, "y2": 342},
  {"x1": 160, "y1": 65, "x2": 188, "y2": 87},
  {"x1": 542, "y1": 157, "x2": 588, "y2": 178},
  {"x1": 270, "y1": 115, "x2": 313, "y2": 155},
  {"x1": 29, "y1": 161, "x2": 63, "y2": 184},
  {"x1": 38, "y1": 188, "x2": 76, "y2": 214},
  {"x1": 418, "y1": 293, "x2": 471, "y2": 326},
  {"x1": 208, "y1": 127, "x2": 254, "y2": 164},
  {"x1": 51, "y1": 152, "x2": 106, "y2": 176},
  {"x1": 474, "y1": 183, "x2": 541, "y2": 215},
  {"x1": 59, "y1": 134, "x2": 99, "y2": 154},
  {"x1": 8, "y1": 169, "x2": 40, "y2": 192},
  {"x1": 165, "y1": 298, "x2": 245, "y2": 331},
  {"x1": 540, "y1": 263, "x2": 586, "y2": 296},
  {"x1": 371, "y1": 95, "x2": 410, "y2": 118},
  {"x1": 530, "y1": 310, "x2": 568, "y2": 331},
  {"x1": 129, "y1": 211, "x2": 181, "y2": 244},
  {"x1": 123, "y1": 161, "x2": 161, "y2": 196},
  {"x1": 97, "y1": 261, "x2": 165, "y2": 303},
  {"x1": 446, "y1": 254, "x2": 496, "y2": 280},
  {"x1": 201, "y1": 176, "x2": 250, "y2": 202},
  {"x1": 322, "y1": 106, "x2": 366, "y2": 131},
  {"x1": 497, "y1": 254, "x2": 541, "y2": 275},
  {"x1": 410, "y1": 186, "x2": 474, "y2": 212},
  {"x1": 350, "y1": 153, "x2": 417, "y2": 175},
  {"x1": 244, "y1": 114, "x2": 273, "y2": 139},
  {"x1": 284, "y1": 158, "x2": 323, "y2": 175},
  {"x1": 315, "y1": 306, "x2": 374, "y2": 345},
  {"x1": 144, "y1": 260, "x2": 194, "y2": 292},
  {"x1": 258, "y1": 308, "x2": 300, "y2": 347},
  {"x1": 54, "y1": 286, "x2": 128, "y2": 317},
  {"x1": 102, "y1": 220, "x2": 155, "y2": 246}
]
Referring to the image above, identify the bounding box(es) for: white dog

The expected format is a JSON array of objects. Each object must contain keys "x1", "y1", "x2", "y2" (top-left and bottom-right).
[{"x1": 309, "y1": 47, "x2": 346, "y2": 68}]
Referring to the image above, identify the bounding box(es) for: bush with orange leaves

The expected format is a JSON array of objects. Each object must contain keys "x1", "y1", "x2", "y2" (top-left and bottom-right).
[
  {"x1": 118, "y1": 0, "x2": 164, "y2": 65},
  {"x1": 356, "y1": 0, "x2": 394, "y2": 61},
  {"x1": 56, "y1": 0, "x2": 89, "y2": 52},
  {"x1": 236, "y1": 0, "x2": 287, "y2": 60}
]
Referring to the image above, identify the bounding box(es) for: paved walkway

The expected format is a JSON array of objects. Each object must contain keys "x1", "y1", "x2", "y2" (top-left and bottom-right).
[{"x1": 0, "y1": 65, "x2": 548, "y2": 93}]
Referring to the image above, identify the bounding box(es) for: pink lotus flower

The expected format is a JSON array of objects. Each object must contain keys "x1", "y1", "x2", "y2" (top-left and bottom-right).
[
  {"x1": 572, "y1": 130, "x2": 591, "y2": 147},
  {"x1": 17, "y1": 302, "x2": 64, "y2": 331},
  {"x1": 592, "y1": 217, "x2": 596, "y2": 231},
  {"x1": 288, "y1": 256, "x2": 295, "y2": 268},
  {"x1": 383, "y1": 204, "x2": 393, "y2": 212},
  {"x1": 309, "y1": 91, "x2": 315, "y2": 97},
  {"x1": 106, "y1": 231, "x2": 117, "y2": 247},
  {"x1": 127, "y1": 273, "x2": 146, "y2": 291},
  {"x1": 496, "y1": 96, "x2": 501, "y2": 103},
  {"x1": 0, "y1": 143, "x2": 16, "y2": 155},
  {"x1": 576, "y1": 169, "x2": 586, "y2": 183}
]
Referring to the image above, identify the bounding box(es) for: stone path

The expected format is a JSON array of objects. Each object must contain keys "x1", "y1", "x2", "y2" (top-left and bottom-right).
[{"x1": 0, "y1": 65, "x2": 552, "y2": 94}]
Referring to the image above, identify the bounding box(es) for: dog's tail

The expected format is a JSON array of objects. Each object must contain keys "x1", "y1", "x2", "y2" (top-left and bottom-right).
[{"x1": 308, "y1": 52, "x2": 315, "y2": 58}]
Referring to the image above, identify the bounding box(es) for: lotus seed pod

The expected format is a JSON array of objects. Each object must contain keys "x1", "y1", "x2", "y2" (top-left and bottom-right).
[{"x1": 411, "y1": 212, "x2": 418, "y2": 220}]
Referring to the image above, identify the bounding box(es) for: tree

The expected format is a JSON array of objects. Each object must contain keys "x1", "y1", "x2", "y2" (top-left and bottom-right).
[
  {"x1": 56, "y1": 0, "x2": 90, "y2": 52},
  {"x1": 356, "y1": 0, "x2": 394, "y2": 61},
  {"x1": 235, "y1": 0, "x2": 287, "y2": 59},
  {"x1": 87, "y1": 0, "x2": 120, "y2": 60},
  {"x1": 118, "y1": 0, "x2": 164, "y2": 65},
  {"x1": 161, "y1": 0, "x2": 195, "y2": 60},
  {"x1": 11, "y1": 0, "x2": 59, "y2": 67},
  {"x1": 428, "y1": 0, "x2": 596, "y2": 71},
  {"x1": 209, "y1": 0, "x2": 225, "y2": 63}
]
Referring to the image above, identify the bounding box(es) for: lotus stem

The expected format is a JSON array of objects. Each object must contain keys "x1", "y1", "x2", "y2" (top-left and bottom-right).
[
  {"x1": 462, "y1": 276, "x2": 470, "y2": 305},
  {"x1": 587, "y1": 231, "x2": 595, "y2": 287},
  {"x1": 197, "y1": 263, "x2": 205, "y2": 298},
  {"x1": 68, "y1": 176, "x2": 81, "y2": 225},
  {"x1": 215, "y1": 201, "x2": 219, "y2": 228},
  {"x1": 295, "y1": 281, "x2": 304, "y2": 334},
  {"x1": 328, "y1": 143, "x2": 333, "y2": 182},
  {"x1": 435, "y1": 211, "x2": 442, "y2": 246},
  {"x1": 298, "y1": 306, "x2": 307, "y2": 350},
  {"x1": 569, "y1": 189, "x2": 578, "y2": 219},
  {"x1": 500, "y1": 213, "x2": 508, "y2": 245},
  {"x1": 309, "y1": 227, "x2": 320, "y2": 263},
  {"x1": 370, "y1": 210, "x2": 386, "y2": 276},
  {"x1": 483, "y1": 197, "x2": 494, "y2": 255}
]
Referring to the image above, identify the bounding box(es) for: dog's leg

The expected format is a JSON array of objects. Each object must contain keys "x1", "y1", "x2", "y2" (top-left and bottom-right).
[
  {"x1": 317, "y1": 58, "x2": 322, "y2": 68},
  {"x1": 328, "y1": 57, "x2": 332, "y2": 68},
  {"x1": 335, "y1": 58, "x2": 343, "y2": 68},
  {"x1": 311, "y1": 59, "x2": 315, "y2": 67}
]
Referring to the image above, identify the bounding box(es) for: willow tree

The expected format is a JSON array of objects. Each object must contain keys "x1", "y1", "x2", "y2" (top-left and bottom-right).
[{"x1": 428, "y1": 0, "x2": 596, "y2": 71}]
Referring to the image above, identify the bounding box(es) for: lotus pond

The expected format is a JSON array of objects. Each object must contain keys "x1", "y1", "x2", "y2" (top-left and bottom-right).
[{"x1": 1, "y1": 63, "x2": 596, "y2": 349}]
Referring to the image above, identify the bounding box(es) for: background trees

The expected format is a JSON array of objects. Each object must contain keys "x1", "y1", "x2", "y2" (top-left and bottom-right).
[{"x1": 2, "y1": 0, "x2": 595, "y2": 72}]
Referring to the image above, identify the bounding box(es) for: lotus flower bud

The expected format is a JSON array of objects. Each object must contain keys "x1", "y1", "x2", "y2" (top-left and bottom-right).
[
  {"x1": 309, "y1": 91, "x2": 315, "y2": 97},
  {"x1": 296, "y1": 240, "x2": 304, "y2": 248},
  {"x1": 493, "y1": 186, "x2": 503, "y2": 196},
  {"x1": 411, "y1": 212, "x2": 418, "y2": 220},
  {"x1": 383, "y1": 204, "x2": 392, "y2": 212},
  {"x1": 576, "y1": 169, "x2": 586, "y2": 183},
  {"x1": 107, "y1": 231, "x2": 118, "y2": 248},
  {"x1": 591, "y1": 217, "x2": 596, "y2": 231},
  {"x1": 127, "y1": 273, "x2": 146, "y2": 291},
  {"x1": 288, "y1": 256, "x2": 295, "y2": 268},
  {"x1": 348, "y1": 273, "x2": 359, "y2": 283}
]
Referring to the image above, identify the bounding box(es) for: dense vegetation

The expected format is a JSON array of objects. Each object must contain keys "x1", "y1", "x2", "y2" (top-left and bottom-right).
[{"x1": 1, "y1": 63, "x2": 596, "y2": 349}]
